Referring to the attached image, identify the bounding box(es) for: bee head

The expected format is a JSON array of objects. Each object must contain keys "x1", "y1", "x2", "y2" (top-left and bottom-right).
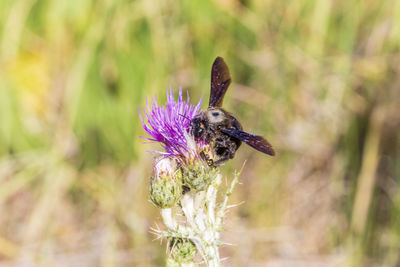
[
  {"x1": 206, "y1": 108, "x2": 226, "y2": 123},
  {"x1": 190, "y1": 117, "x2": 206, "y2": 139}
]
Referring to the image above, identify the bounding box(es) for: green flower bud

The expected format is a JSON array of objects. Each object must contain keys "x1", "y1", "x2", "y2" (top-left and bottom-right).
[
  {"x1": 168, "y1": 238, "x2": 197, "y2": 263},
  {"x1": 149, "y1": 158, "x2": 183, "y2": 209},
  {"x1": 181, "y1": 161, "x2": 218, "y2": 191}
]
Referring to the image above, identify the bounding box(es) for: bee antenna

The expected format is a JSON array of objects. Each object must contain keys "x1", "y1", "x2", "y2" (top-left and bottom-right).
[{"x1": 179, "y1": 114, "x2": 191, "y2": 121}]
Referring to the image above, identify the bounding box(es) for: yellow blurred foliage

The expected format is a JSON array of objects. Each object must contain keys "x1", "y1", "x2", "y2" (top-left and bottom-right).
[{"x1": 6, "y1": 47, "x2": 50, "y2": 120}]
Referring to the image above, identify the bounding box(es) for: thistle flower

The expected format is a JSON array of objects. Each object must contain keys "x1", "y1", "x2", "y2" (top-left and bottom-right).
[
  {"x1": 182, "y1": 160, "x2": 218, "y2": 191},
  {"x1": 140, "y1": 88, "x2": 203, "y2": 161},
  {"x1": 168, "y1": 237, "x2": 197, "y2": 263},
  {"x1": 141, "y1": 88, "x2": 217, "y2": 191},
  {"x1": 149, "y1": 157, "x2": 183, "y2": 209}
]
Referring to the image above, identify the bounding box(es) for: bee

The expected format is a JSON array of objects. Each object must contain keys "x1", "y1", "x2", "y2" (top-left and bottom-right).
[{"x1": 190, "y1": 57, "x2": 275, "y2": 166}]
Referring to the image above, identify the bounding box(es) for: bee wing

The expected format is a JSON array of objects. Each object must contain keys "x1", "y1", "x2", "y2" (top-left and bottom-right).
[
  {"x1": 221, "y1": 128, "x2": 275, "y2": 156},
  {"x1": 209, "y1": 57, "x2": 231, "y2": 107}
]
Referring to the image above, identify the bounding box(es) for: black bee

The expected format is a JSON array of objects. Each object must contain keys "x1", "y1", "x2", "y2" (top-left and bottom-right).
[{"x1": 190, "y1": 57, "x2": 275, "y2": 166}]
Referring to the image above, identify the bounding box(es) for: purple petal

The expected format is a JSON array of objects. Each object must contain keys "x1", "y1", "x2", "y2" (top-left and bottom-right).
[{"x1": 140, "y1": 88, "x2": 203, "y2": 158}]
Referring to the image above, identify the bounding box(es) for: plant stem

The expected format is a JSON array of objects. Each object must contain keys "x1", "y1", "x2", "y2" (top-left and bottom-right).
[{"x1": 159, "y1": 168, "x2": 241, "y2": 266}]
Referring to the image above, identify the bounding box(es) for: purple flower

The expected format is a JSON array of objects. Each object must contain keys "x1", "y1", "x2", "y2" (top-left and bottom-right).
[{"x1": 140, "y1": 88, "x2": 203, "y2": 159}]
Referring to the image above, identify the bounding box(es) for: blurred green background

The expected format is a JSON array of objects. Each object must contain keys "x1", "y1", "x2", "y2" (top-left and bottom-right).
[{"x1": 0, "y1": 0, "x2": 399, "y2": 266}]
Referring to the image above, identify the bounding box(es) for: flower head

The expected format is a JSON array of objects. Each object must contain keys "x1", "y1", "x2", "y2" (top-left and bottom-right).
[
  {"x1": 149, "y1": 157, "x2": 183, "y2": 209},
  {"x1": 140, "y1": 88, "x2": 203, "y2": 159},
  {"x1": 168, "y1": 237, "x2": 197, "y2": 263}
]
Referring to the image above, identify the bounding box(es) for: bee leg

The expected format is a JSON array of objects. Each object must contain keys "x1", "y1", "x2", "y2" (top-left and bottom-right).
[
  {"x1": 199, "y1": 151, "x2": 214, "y2": 166},
  {"x1": 212, "y1": 156, "x2": 230, "y2": 166}
]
